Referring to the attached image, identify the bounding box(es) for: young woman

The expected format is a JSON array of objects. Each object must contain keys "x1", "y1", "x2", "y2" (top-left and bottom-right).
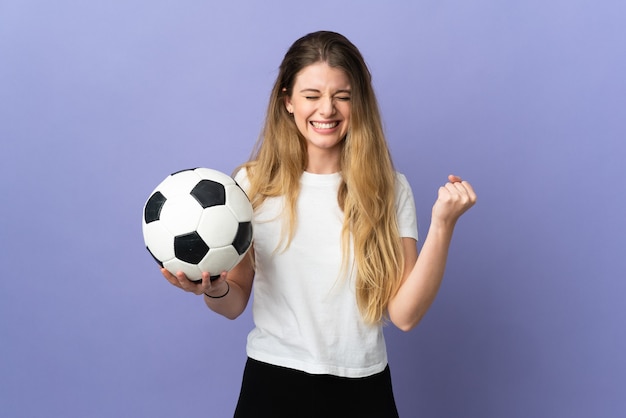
[{"x1": 162, "y1": 31, "x2": 476, "y2": 417}]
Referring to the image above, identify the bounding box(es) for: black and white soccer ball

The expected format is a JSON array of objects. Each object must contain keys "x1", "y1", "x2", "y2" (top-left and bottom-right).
[{"x1": 142, "y1": 167, "x2": 253, "y2": 282}]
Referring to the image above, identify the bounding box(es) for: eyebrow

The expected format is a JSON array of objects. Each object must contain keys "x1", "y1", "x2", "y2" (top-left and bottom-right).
[{"x1": 299, "y1": 88, "x2": 351, "y2": 94}]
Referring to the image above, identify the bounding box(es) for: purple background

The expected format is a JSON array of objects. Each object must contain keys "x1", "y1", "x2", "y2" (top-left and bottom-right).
[{"x1": 1, "y1": 1, "x2": 625, "y2": 417}]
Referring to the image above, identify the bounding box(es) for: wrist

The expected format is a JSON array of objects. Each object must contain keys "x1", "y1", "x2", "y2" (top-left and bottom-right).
[
  {"x1": 429, "y1": 216, "x2": 456, "y2": 231},
  {"x1": 427, "y1": 219, "x2": 456, "y2": 242},
  {"x1": 204, "y1": 281, "x2": 230, "y2": 299}
]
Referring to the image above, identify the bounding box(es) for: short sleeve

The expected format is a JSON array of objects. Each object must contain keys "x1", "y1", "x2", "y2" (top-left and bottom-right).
[
  {"x1": 395, "y1": 172, "x2": 418, "y2": 241},
  {"x1": 233, "y1": 167, "x2": 250, "y2": 194}
]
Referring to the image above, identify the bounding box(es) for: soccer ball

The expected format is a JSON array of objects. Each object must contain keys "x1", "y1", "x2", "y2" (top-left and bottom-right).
[{"x1": 142, "y1": 167, "x2": 253, "y2": 282}]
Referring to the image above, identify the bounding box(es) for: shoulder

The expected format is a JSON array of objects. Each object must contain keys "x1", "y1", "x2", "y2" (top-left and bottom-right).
[
  {"x1": 394, "y1": 171, "x2": 414, "y2": 197},
  {"x1": 393, "y1": 171, "x2": 419, "y2": 239},
  {"x1": 233, "y1": 166, "x2": 250, "y2": 192}
]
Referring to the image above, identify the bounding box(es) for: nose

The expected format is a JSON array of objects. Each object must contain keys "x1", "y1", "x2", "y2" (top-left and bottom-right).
[{"x1": 319, "y1": 96, "x2": 336, "y2": 117}]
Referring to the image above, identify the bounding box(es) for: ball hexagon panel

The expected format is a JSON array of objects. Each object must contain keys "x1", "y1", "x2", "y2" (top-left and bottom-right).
[
  {"x1": 198, "y1": 245, "x2": 242, "y2": 276},
  {"x1": 158, "y1": 193, "x2": 203, "y2": 234},
  {"x1": 194, "y1": 167, "x2": 235, "y2": 186},
  {"x1": 142, "y1": 221, "x2": 176, "y2": 262},
  {"x1": 162, "y1": 258, "x2": 203, "y2": 283},
  {"x1": 196, "y1": 206, "x2": 240, "y2": 248},
  {"x1": 158, "y1": 169, "x2": 201, "y2": 196},
  {"x1": 224, "y1": 184, "x2": 253, "y2": 222}
]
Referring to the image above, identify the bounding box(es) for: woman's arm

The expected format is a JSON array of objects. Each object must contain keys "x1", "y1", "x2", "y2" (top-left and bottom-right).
[{"x1": 388, "y1": 175, "x2": 476, "y2": 331}]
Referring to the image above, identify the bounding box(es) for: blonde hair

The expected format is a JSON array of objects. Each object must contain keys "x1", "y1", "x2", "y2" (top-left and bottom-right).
[{"x1": 240, "y1": 31, "x2": 404, "y2": 324}]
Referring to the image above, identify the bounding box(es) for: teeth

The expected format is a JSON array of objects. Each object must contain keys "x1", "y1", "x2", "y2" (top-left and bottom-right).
[{"x1": 311, "y1": 121, "x2": 338, "y2": 129}]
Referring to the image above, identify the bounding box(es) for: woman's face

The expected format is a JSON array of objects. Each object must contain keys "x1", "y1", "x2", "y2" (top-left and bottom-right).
[{"x1": 285, "y1": 62, "x2": 351, "y2": 168}]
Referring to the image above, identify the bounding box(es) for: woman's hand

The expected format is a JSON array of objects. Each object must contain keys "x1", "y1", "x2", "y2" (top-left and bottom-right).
[
  {"x1": 161, "y1": 269, "x2": 229, "y2": 297},
  {"x1": 431, "y1": 174, "x2": 477, "y2": 227},
  {"x1": 158, "y1": 249, "x2": 255, "y2": 319},
  {"x1": 389, "y1": 175, "x2": 476, "y2": 331}
]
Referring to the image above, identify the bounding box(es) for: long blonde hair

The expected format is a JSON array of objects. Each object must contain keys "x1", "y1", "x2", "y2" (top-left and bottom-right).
[{"x1": 241, "y1": 31, "x2": 404, "y2": 324}]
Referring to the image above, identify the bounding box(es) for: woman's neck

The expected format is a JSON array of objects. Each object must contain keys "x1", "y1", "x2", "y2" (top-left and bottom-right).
[{"x1": 305, "y1": 149, "x2": 341, "y2": 174}]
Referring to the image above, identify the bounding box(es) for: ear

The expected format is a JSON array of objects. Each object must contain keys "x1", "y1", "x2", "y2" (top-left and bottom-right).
[{"x1": 283, "y1": 88, "x2": 293, "y2": 114}]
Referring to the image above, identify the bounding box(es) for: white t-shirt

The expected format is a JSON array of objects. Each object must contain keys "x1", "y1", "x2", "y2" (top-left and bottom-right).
[{"x1": 235, "y1": 170, "x2": 418, "y2": 378}]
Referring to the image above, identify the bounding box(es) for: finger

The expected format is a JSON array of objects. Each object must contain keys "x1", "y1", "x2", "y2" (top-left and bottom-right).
[
  {"x1": 461, "y1": 180, "x2": 477, "y2": 202},
  {"x1": 201, "y1": 271, "x2": 219, "y2": 293},
  {"x1": 175, "y1": 271, "x2": 199, "y2": 290},
  {"x1": 450, "y1": 182, "x2": 477, "y2": 211},
  {"x1": 200, "y1": 271, "x2": 225, "y2": 290},
  {"x1": 444, "y1": 182, "x2": 461, "y2": 195},
  {"x1": 438, "y1": 185, "x2": 450, "y2": 199},
  {"x1": 451, "y1": 181, "x2": 477, "y2": 205},
  {"x1": 201, "y1": 271, "x2": 212, "y2": 283},
  {"x1": 193, "y1": 272, "x2": 212, "y2": 295},
  {"x1": 161, "y1": 268, "x2": 181, "y2": 287},
  {"x1": 452, "y1": 181, "x2": 469, "y2": 195},
  {"x1": 442, "y1": 182, "x2": 472, "y2": 207},
  {"x1": 448, "y1": 174, "x2": 462, "y2": 183}
]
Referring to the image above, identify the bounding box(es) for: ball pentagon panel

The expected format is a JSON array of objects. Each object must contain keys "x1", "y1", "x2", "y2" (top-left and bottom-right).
[
  {"x1": 144, "y1": 191, "x2": 167, "y2": 224},
  {"x1": 233, "y1": 222, "x2": 253, "y2": 255},
  {"x1": 191, "y1": 179, "x2": 226, "y2": 208},
  {"x1": 174, "y1": 231, "x2": 210, "y2": 264}
]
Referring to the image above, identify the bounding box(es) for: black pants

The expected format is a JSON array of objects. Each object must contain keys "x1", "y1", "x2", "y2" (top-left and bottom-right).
[{"x1": 234, "y1": 358, "x2": 399, "y2": 418}]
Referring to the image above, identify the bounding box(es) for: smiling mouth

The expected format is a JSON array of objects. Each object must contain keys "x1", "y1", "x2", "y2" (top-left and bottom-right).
[{"x1": 311, "y1": 121, "x2": 339, "y2": 129}]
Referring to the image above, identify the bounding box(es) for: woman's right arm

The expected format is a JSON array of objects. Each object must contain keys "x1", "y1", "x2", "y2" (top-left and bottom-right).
[{"x1": 161, "y1": 247, "x2": 255, "y2": 320}]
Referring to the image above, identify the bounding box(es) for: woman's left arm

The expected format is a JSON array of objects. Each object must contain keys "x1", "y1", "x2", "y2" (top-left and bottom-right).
[{"x1": 388, "y1": 175, "x2": 477, "y2": 331}]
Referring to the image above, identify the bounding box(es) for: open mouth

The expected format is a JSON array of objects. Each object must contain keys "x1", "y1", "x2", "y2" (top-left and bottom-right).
[{"x1": 310, "y1": 121, "x2": 339, "y2": 129}]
